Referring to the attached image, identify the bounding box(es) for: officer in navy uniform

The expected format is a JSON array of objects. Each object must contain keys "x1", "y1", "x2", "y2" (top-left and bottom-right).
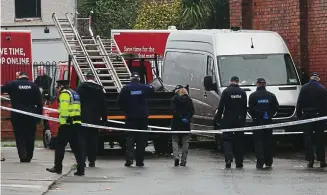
[
  {"x1": 118, "y1": 72, "x2": 155, "y2": 167},
  {"x1": 1, "y1": 72, "x2": 43, "y2": 162},
  {"x1": 214, "y1": 76, "x2": 247, "y2": 168},
  {"x1": 296, "y1": 72, "x2": 327, "y2": 168},
  {"x1": 249, "y1": 78, "x2": 279, "y2": 169}
]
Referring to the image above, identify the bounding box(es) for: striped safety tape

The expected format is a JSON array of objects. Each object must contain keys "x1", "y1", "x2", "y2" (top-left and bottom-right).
[{"x1": 1, "y1": 105, "x2": 327, "y2": 134}]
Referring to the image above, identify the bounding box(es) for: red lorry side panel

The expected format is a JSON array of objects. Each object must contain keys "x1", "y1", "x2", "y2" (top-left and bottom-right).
[
  {"x1": 113, "y1": 32, "x2": 170, "y2": 58},
  {"x1": 1, "y1": 31, "x2": 33, "y2": 85}
]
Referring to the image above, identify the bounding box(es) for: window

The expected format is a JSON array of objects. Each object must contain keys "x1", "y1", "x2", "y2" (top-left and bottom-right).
[
  {"x1": 15, "y1": 0, "x2": 41, "y2": 19},
  {"x1": 162, "y1": 51, "x2": 206, "y2": 90},
  {"x1": 217, "y1": 54, "x2": 300, "y2": 87},
  {"x1": 63, "y1": 70, "x2": 69, "y2": 80},
  {"x1": 206, "y1": 56, "x2": 217, "y2": 83}
]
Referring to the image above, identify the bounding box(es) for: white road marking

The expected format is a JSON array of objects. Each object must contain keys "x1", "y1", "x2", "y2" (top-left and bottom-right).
[{"x1": 1, "y1": 184, "x2": 44, "y2": 189}]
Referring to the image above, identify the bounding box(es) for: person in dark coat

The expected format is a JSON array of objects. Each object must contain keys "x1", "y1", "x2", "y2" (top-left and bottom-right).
[
  {"x1": 296, "y1": 72, "x2": 327, "y2": 168},
  {"x1": 214, "y1": 76, "x2": 247, "y2": 168},
  {"x1": 76, "y1": 72, "x2": 107, "y2": 168},
  {"x1": 117, "y1": 72, "x2": 155, "y2": 167},
  {"x1": 34, "y1": 66, "x2": 52, "y2": 98},
  {"x1": 249, "y1": 78, "x2": 279, "y2": 169},
  {"x1": 171, "y1": 85, "x2": 195, "y2": 166},
  {"x1": 1, "y1": 72, "x2": 43, "y2": 162}
]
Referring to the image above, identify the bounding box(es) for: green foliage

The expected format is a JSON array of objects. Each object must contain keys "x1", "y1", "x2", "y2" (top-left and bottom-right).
[
  {"x1": 78, "y1": 0, "x2": 140, "y2": 37},
  {"x1": 179, "y1": 0, "x2": 217, "y2": 29},
  {"x1": 134, "y1": 0, "x2": 182, "y2": 30}
]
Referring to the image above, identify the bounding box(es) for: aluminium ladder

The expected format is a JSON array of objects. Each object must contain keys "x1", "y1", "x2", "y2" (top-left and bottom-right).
[
  {"x1": 52, "y1": 13, "x2": 122, "y2": 93},
  {"x1": 97, "y1": 38, "x2": 131, "y2": 86}
]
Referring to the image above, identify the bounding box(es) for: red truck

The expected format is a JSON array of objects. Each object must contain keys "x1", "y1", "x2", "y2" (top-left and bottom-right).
[{"x1": 42, "y1": 55, "x2": 174, "y2": 154}]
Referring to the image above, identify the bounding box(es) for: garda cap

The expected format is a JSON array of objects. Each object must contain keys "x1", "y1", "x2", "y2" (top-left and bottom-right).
[
  {"x1": 131, "y1": 72, "x2": 140, "y2": 81},
  {"x1": 256, "y1": 78, "x2": 266, "y2": 83},
  {"x1": 230, "y1": 76, "x2": 239, "y2": 82},
  {"x1": 18, "y1": 72, "x2": 29, "y2": 79}
]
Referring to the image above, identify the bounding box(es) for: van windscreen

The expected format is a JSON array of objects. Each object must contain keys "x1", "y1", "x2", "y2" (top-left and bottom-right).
[{"x1": 217, "y1": 54, "x2": 300, "y2": 87}]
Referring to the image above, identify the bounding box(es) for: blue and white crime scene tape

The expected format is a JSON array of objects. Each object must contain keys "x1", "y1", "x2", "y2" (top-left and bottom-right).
[{"x1": 1, "y1": 96, "x2": 327, "y2": 134}]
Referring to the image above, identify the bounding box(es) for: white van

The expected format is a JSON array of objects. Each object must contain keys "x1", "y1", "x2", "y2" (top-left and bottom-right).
[{"x1": 162, "y1": 29, "x2": 303, "y2": 147}]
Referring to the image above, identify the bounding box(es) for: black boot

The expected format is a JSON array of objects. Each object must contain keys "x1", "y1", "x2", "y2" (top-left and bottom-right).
[
  {"x1": 174, "y1": 159, "x2": 179, "y2": 167},
  {"x1": 180, "y1": 161, "x2": 187, "y2": 166},
  {"x1": 307, "y1": 160, "x2": 314, "y2": 168},
  {"x1": 236, "y1": 163, "x2": 243, "y2": 168},
  {"x1": 74, "y1": 166, "x2": 85, "y2": 176},
  {"x1": 320, "y1": 161, "x2": 327, "y2": 168},
  {"x1": 124, "y1": 160, "x2": 133, "y2": 167},
  {"x1": 136, "y1": 161, "x2": 144, "y2": 167},
  {"x1": 89, "y1": 162, "x2": 95, "y2": 167},
  {"x1": 46, "y1": 167, "x2": 62, "y2": 174},
  {"x1": 225, "y1": 160, "x2": 231, "y2": 169}
]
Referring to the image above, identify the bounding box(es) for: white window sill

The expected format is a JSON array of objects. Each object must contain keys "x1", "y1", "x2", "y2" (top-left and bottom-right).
[{"x1": 14, "y1": 18, "x2": 42, "y2": 22}]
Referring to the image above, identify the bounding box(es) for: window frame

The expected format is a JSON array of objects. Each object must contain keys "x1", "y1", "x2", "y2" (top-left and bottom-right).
[{"x1": 14, "y1": 0, "x2": 41, "y2": 20}]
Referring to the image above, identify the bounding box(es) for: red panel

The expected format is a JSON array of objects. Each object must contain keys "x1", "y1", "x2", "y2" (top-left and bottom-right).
[{"x1": 1, "y1": 31, "x2": 33, "y2": 85}]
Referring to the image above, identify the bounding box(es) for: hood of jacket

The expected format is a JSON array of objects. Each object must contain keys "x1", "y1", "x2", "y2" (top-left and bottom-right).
[{"x1": 79, "y1": 80, "x2": 103, "y2": 92}]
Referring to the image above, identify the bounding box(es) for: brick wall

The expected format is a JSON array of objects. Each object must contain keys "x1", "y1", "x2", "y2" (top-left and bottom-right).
[
  {"x1": 1, "y1": 99, "x2": 43, "y2": 140},
  {"x1": 229, "y1": 0, "x2": 327, "y2": 85},
  {"x1": 307, "y1": 0, "x2": 327, "y2": 86}
]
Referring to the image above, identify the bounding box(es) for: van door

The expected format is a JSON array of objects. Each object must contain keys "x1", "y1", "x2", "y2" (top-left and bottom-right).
[{"x1": 202, "y1": 55, "x2": 219, "y2": 130}]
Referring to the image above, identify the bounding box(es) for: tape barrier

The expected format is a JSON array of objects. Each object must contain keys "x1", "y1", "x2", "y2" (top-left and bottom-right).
[
  {"x1": 2, "y1": 96, "x2": 327, "y2": 134},
  {"x1": 1, "y1": 105, "x2": 327, "y2": 134},
  {"x1": 1, "y1": 96, "x2": 170, "y2": 130}
]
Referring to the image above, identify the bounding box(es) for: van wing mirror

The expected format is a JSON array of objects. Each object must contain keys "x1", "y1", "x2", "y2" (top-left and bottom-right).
[{"x1": 204, "y1": 76, "x2": 213, "y2": 91}]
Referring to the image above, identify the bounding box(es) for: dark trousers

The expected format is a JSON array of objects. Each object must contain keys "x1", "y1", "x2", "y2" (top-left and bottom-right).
[
  {"x1": 125, "y1": 118, "x2": 148, "y2": 163},
  {"x1": 11, "y1": 115, "x2": 37, "y2": 161},
  {"x1": 253, "y1": 120, "x2": 274, "y2": 166},
  {"x1": 55, "y1": 124, "x2": 84, "y2": 171},
  {"x1": 223, "y1": 131, "x2": 244, "y2": 164},
  {"x1": 303, "y1": 120, "x2": 326, "y2": 162},
  {"x1": 81, "y1": 127, "x2": 99, "y2": 163},
  {"x1": 221, "y1": 119, "x2": 245, "y2": 164}
]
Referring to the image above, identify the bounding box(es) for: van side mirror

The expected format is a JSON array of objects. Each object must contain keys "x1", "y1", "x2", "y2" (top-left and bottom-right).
[{"x1": 204, "y1": 76, "x2": 213, "y2": 91}]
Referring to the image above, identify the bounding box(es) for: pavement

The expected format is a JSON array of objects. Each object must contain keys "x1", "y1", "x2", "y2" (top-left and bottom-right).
[
  {"x1": 1, "y1": 147, "x2": 75, "y2": 195},
  {"x1": 44, "y1": 145, "x2": 327, "y2": 195}
]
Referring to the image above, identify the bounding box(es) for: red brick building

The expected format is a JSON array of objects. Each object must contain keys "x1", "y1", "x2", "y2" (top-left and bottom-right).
[{"x1": 230, "y1": 0, "x2": 327, "y2": 86}]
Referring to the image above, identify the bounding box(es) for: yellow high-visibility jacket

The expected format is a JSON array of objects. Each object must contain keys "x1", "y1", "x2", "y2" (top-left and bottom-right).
[{"x1": 58, "y1": 88, "x2": 82, "y2": 125}]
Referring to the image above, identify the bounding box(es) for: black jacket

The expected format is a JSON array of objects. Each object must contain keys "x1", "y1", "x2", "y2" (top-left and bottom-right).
[
  {"x1": 171, "y1": 94, "x2": 195, "y2": 131},
  {"x1": 248, "y1": 86, "x2": 279, "y2": 121},
  {"x1": 34, "y1": 75, "x2": 52, "y2": 93},
  {"x1": 76, "y1": 81, "x2": 107, "y2": 125},
  {"x1": 1, "y1": 78, "x2": 43, "y2": 120},
  {"x1": 215, "y1": 84, "x2": 247, "y2": 127},
  {"x1": 117, "y1": 81, "x2": 155, "y2": 119},
  {"x1": 296, "y1": 80, "x2": 327, "y2": 118}
]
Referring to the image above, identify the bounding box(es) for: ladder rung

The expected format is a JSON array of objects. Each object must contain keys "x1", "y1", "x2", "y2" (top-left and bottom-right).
[
  {"x1": 86, "y1": 50, "x2": 100, "y2": 52},
  {"x1": 58, "y1": 19, "x2": 68, "y2": 22},
  {"x1": 89, "y1": 56, "x2": 104, "y2": 59},
  {"x1": 96, "y1": 68, "x2": 111, "y2": 70},
  {"x1": 92, "y1": 62, "x2": 104, "y2": 65},
  {"x1": 98, "y1": 74, "x2": 111, "y2": 76},
  {"x1": 104, "y1": 86, "x2": 118, "y2": 89},
  {"x1": 84, "y1": 44, "x2": 98, "y2": 47},
  {"x1": 101, "y1": 80, "x2": 115, "y2": 83}
]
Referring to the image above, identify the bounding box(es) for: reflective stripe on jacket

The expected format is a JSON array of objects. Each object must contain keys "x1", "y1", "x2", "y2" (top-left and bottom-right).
[{"x1": 58, "y1": 88, "x2": 82, "y2": 125}]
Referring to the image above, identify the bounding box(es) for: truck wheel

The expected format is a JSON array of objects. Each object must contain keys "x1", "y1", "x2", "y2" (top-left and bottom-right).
[
  {"x1": 43, "y1": 128, "x2": 55, "y2": 149},
  {"x1": 97, "y1": 138, "x2": 105, "y2": 155},
  {"x1": 153, "y1": 136, "x2": 172, "y2": 155}
]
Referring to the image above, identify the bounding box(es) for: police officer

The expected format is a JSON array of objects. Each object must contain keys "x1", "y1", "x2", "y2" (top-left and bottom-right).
[
  {"x1": 249, "y1": 78, "x2": 279, "y2": 169},
  {"x1": 296, "y1": 72, "x2": 327, "y2": 168},
  {"x1": 1, "y1": 72, "x2": 43, "y2": 162},
  {"x1": 77, "y1": 72, "x2": 107, "y2": 168},
  {"x1": 46, "y1": 80, "x2": 85, "y2": 176},
  {"x1": 117, "y1": 72, "x2": 155, "y2": 167},
  {"x1": 214, "y1": 76, "x2": 247, "y2": 168}
]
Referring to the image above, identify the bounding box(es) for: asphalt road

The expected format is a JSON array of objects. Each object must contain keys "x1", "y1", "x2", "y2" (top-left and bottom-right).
[{"x1": 45, "y1": 144, "x2": 327, "y2": 195}]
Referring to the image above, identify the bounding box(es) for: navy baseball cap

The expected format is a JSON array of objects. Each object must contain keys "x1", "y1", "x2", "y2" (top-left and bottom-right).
[
  {"x1": 18, "y1": 72, "x2": 29, "y2": 78},
  {"x1": 311, "y1": 72, "x2": 319, "y2": 77},
  {"x1": 257, "y1": 78, "x2": 266, "y2": 83},
  {"x1": 230, "y1": 76, "x2": 239, "y2": 82},
  {"x1": 131, "y1": 72, "x2": 140, "y2": 80}
]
